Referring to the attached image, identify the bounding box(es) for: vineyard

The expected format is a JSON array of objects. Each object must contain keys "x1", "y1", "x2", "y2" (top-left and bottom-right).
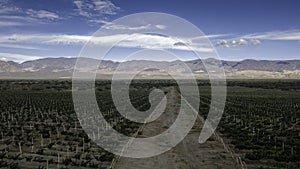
[
  {"x1": 0, "y1": 80, "x2": 299, "y2": 168},
  {"x1": 199, "y1": 80, "x2": 300, "y2": 169},
  {"x1": 0, "y1": 80, "x2": 161, "y2": 169}
]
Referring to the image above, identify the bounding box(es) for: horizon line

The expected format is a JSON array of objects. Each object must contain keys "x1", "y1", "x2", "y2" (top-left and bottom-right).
[{"x1": 1, "y1": 56, "x2": 300, "y2": 64}]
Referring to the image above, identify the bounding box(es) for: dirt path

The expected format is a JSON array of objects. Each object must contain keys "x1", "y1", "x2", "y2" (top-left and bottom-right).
[{"x1": 112, "y1": 88, "x2": 238, "y2": 169}]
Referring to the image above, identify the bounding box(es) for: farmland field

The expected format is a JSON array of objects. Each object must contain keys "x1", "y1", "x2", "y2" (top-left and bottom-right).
[
  {"x1": 200, "y1": 80, "x2": 300, "y2": 169},
  {"x1": 0, "y1": 80, "x2": 299, "y2": 169}
]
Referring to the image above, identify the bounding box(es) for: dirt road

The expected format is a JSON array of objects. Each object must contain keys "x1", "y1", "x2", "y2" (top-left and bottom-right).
[{"x1": 112, "y1": 88, "x2": 238, "y2": 169}]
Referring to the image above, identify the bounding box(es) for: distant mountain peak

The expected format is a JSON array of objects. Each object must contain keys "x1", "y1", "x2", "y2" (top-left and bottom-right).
[{"x1": 0, "y1": 57, "x2": 300, "y2": 79}]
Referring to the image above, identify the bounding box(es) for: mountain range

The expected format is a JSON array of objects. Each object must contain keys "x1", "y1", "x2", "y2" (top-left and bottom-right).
[{"x1": 0, "y1": 57, "x2": 300, "y2": 79}]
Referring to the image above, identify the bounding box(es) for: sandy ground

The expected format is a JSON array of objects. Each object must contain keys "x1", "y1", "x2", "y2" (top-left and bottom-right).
[{"x1": 112, "y1": 88, "x2": 238, "y2": 169}]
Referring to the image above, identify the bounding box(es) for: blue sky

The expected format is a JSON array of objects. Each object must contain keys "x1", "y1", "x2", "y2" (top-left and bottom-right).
[{"x1": 0, "y1": 0, "x2": 300, "y2": 62}]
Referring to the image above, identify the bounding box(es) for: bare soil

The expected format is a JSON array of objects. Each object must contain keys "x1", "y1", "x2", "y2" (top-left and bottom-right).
[{"x1": 112, "y1": 88, "x2": 238, "y2": 169}]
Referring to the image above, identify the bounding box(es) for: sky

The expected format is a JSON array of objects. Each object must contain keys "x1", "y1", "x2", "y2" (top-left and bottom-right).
[{"x1": 0, "y1": 0, "x2": 300, "y2": 62}]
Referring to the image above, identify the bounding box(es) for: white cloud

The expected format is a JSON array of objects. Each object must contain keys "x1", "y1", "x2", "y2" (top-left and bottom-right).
[
  {"x1": 242, "y1": 30, "x2": 300, "y2": 41},
  {"x1": 74, "y1": 0, "x2": 120, "y2": 17},
  {"x1": 57, "y1": 33, "x2": 213, "y2": 52},
  {"x1": 0, "y1": 2, "x2": 60, "y2": 26},
  {"x1": 101, "y1": 23, "x2": 167, "y2": 31},
  {"x1": 0, "y1": 21, "x2": 24, "y2": 27},
  {"x1": 26, "y1": 9, "x2": 60, "y2": 20},
  {"x1": 0, "y1": 7, "x2": 20, "y2": 14},
  {"x1": 0, "y1": 15, "x2": 37, "y2": 22},
  {"x1": 102, "y1": 23, "x2": 151, "y2": 30},
  {"x1": 0, "y1": 34, "x2": 92, "y2": 46},
  {"x1": 74, "y1": 0, "x2": 90, "y2": 17},
  {"x1": 215, "y1": 38, "x2": 260, "y2": 48},
  {"x1": 155, "y1": 25, "x2": 167, "y2": 30},
  {"x1": 0, "y1": 43, "x2": 45, "y2": 50},
  {"x1": 0, "y1": 33, "x2": 214, "y2": 53},
  {"x1": 93, "y1": 0, "x2": 119, "y2": 14},
  {"x1": 0, "y1": 0, "x2": 119, "y2": 26},
  {"x1": 90, "y1": 22, "x2": 167, "y2": 31},
  {"x1": 191, "y1": 34, "x2": 230, "y2": 40},
  {"x1": 216, "y1": 29, "x2": 300, "y2": 48},
  {"x1": 0, "y1": 57, "x2": 7, "y2": 61},
  {"x1": 0, "y1": 52, "x2": 43, "y2": 63},
  {"x1": 0, "y1": 0, "x2": 22, "y2": 14},
  {"x1": 214, "y1": 29, "x2": 300, "y2": 48},
  {"x1": 238, "y1": 39, "x2": 248, "y2": 45},
  {"x1": 213, "y1": 29, "x2": 300, "y2": 48},
  {"x1": 0, "y1": 15, "x2": 48, "y2": 27},
  {"x1": 88, "y1": 19, "x2": 110, "y2": 24},
  {"x1": 249, "y1": 39, "x2": 261, "y2": 45},
  {"x1": 44, "y1": 34, "x2": 92, "y2": 44}
]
